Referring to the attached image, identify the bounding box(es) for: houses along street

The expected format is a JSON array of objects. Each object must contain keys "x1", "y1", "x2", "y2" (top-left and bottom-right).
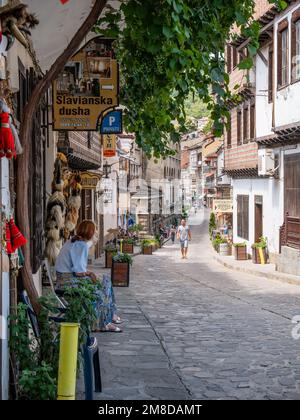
[{"x1": 80, "y1": 210, "x2": 300, "y2": 400}]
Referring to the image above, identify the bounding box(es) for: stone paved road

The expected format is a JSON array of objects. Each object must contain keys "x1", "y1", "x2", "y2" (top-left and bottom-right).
[{"x1": 79, "y1": 210, "x2": 300, "y2": 400}]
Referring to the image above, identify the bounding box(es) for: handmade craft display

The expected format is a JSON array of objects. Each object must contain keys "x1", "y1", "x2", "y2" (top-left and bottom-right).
[{"x1": 0, "y1": 98, "x2": 22, "y2": 158}]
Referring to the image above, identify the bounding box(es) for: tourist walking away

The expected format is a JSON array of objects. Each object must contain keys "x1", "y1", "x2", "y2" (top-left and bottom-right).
[
  {"x1": 170, "y1": 225, "x2": 176, "y2": 244},
  {"x1": 55, "y1": 220, "x2": 122, "y2": 332},
  {"x1": 177, "y1": 219, "x2": 191, "y2": 259}
]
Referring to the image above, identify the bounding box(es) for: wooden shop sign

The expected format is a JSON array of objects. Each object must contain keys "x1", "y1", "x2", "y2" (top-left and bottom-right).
[
  {"x1": 53, "y1": 37, "x2": 119, "y2": 131},
  {"x1": 80, "y1": 172, "x2": 101, "y2": 189},
  {"x1": 213, "y1": 199, "x2": 233, "y2": 213},
  {"x1": 103, "y1": 134, "x2": 117, "y2": 157}
]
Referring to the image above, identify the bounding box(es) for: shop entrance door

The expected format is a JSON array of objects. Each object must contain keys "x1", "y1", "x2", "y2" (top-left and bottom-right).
[{"x1": 254, "y1": 195, "x2": 263, "y2": 243}]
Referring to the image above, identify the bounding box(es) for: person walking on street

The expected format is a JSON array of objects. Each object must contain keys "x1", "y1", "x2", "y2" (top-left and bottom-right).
[
  {"x1": 177, "y1": 219, "x2": 191, "y2": 259},
  {"x1": 170, "y1": 225, "x2": 176, "y2": 244}
]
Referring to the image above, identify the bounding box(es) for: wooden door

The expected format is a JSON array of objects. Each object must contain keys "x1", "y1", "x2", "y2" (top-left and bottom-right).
[
  {"x1": 285, "y1": 154, "x2": 300, "y2": 218},
  {"x1": 254, "y1": 195, "x2": 263, "y2": 243}
]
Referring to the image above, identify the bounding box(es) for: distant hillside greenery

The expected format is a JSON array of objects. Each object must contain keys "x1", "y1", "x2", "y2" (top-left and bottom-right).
[{"x1": 185, "y1": 94, "x2": 210, "y2": 120}]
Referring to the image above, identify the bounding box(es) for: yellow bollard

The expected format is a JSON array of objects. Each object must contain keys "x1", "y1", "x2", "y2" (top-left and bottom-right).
[
  {"x1": 258, "y1": 247, "x2": 265, "y2": 265},
  {"x1": 120, "y1": 238, "x2": 123, "y2": 253},
  {"x1": 57, "y1": 323, "x2": 80, "y2": 400}
]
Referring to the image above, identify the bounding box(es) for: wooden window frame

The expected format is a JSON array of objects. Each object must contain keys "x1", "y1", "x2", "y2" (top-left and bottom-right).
[
  {"x1": 237, "y1": 195, "x2": 249, "y2": 240},
  {"x1": 250, "y1": 101, "x2": 255, "y2": 141},
  {"x1": 277, "y1": 20, "x2": 289, "y2": 89},
  {"x1": 227, "y1": 114, "x2": 232, "y2": 149},
  {"x1": 268, "y1": 46, "x2": 274, "y2": 102},
  {"x1": 227, "y1": 44, "x2": 232, "y2": 73},
  {"x1": 232, "y1": 46, "x2": 238, "y2": 69},
  {"x1": 291, "y1": 9, "x2": 300, "y2": 83},
  {"x1": 243, "y1": 104, "x2": 249, "y2": 144},
  {"x1": 237, "y1": 108, "x2": 242, "y2": 146}
]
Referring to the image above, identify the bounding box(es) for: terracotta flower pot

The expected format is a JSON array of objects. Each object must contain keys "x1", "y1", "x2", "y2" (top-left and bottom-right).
[
  {"x1": 111, "y1": 261, "x2": 130, "y2": 287},
  {"x1": 234, "y1": 245, "x2": 247, "y2": 260}
]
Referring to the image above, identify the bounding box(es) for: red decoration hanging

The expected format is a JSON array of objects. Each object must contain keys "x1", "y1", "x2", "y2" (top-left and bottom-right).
[
  {"x1": 9, "y1": 218, "x2": 27, "y2": 252},
  {"x1": 60, "y1": 0, "x2": 70, "y2": 4},
  {"x1": 0, "y1": 112, "x2": 16, "y2": 159},
  {"x1": 5, "y1": 221, "x2": 13, "y2": 254}
]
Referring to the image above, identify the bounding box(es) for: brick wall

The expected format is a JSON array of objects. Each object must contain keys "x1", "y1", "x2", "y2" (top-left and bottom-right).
[{"x1": 224, "y1": 108, "x2": 258, "y2": 171}]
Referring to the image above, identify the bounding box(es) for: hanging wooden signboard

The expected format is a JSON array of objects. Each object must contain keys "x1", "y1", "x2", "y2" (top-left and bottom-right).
[
  {"x1": 103, "y1": 134, "x2": 117, "y2": 157},
  {"x1": 53, "y1": 37, "x2": 119, "y2": 131}
]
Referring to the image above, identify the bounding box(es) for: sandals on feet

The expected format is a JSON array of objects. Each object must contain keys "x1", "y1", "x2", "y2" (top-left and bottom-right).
[
  {"x1": 112, "y1": 316, "x2": 123, "y2": 325},
  {"x1": 99, "y1": 323, "x2": 122, "y2": 333}
]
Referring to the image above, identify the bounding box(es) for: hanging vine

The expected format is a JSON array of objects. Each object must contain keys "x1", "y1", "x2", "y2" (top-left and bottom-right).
[{"x1": 94, "y1": 0, "x2": 287, "y2": 157}]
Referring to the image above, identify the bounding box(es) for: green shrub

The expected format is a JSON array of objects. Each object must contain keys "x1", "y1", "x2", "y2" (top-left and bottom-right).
[
  {"x1": 209, "y1": 213, "x2": 217, "y2": 238},
  {"x1": 123, "y1": 238, "x2": 134, "y2": 244},
  {"x1": 19, "y1": 362, "x2": 57, "y2": 400},
  {"x1": 252, "y1": 236, "x2": 267, "y2": 249},
  {"x1": 104, "y1": 244, "x2": 117, "y2": 252},
  {"x1": 113, "y1": 252, "x2": 133, "y2": 265},
  {"x1": 233, "y1": 242, "x2": 247, "y2": 248}
]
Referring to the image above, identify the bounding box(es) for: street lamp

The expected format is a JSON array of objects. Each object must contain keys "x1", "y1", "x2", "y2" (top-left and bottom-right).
[{"x1": 103, "y1": 160, "x2": 112, "y2": 178}]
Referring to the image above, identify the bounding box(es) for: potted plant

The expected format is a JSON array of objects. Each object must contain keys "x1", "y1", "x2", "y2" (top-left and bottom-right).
[
  {"x1": 104, "y1": 244, "x2": 117, "y2": 268},
  {"x1": 209, "y1": 212, "x2": 217, "y2": 239},
  {"x1": 122, "y1": 238, "x2": 134, "y2": 254},
  {"x1": 111, "y1": 253, "x2": 133, "y2": 287},
  {"x1": 212, "y1": 236, "x2": 231, "y2": 255},
  {"x1": 141, "y1": 239, "x2": 153, "y2": 255},
  {"x1": 252, "y1": 237, "x2": 268, "y2": 264},
  {"x1": 153, "y1": 236, "x2": 162, "y2": 249},
  {"x1": 233, "y1": 242, "x2": 247, "y2": 260}
]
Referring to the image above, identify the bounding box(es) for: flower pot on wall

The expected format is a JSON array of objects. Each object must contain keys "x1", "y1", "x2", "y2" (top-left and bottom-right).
[
  {"x1": 111, "y1": 261, "x2": 130, "y2": 287},
  {"x1": 234, "y1": 245, "x2": 247, "y2": 260}
]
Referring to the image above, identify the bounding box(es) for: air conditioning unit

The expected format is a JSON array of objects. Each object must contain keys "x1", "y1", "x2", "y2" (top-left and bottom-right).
[{"x1": 258, "y1": 148, "x2": 275, "y2": 176}]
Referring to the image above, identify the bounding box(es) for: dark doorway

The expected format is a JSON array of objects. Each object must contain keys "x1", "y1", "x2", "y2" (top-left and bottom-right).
[
  {"x1": 254, "y1": 195, "x2": 263, "y2": 242},
  {"x1": 284, "y1": 153, "x2": 300, "y2": 217}
]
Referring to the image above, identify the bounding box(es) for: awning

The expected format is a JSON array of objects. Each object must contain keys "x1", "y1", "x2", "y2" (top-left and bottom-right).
[
  {"x1": 67, "y1": 152, "x2": 101, "y2": 171},
  {"x1": 25, "y1": 0, "x2": 120, "y2": 72}
]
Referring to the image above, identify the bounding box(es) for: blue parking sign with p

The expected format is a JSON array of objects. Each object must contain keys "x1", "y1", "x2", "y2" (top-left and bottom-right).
[{"x1": 100, "y1": 110, "x2": 123, "y2": 134}]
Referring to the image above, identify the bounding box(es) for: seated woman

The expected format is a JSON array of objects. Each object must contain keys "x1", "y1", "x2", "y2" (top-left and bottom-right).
[{"x1": 55, "y1": 220, "x2": 122, "y2": 332}]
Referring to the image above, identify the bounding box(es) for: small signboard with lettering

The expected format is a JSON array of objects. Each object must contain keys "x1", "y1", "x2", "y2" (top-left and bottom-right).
[
  {"x1": 103, "y1": 134, "x2": 117, "y2": 157},
  {"x1": 213, "y1": 199, "x2": 233, "y2": 213},
  {"x1": 53, "y1": 37, "x2": 119, "y2": 131}
]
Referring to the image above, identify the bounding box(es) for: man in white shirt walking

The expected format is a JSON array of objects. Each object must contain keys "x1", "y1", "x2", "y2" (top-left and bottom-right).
[{"x1": 177, "y1": 219, "x2": 192, "y2": 259}]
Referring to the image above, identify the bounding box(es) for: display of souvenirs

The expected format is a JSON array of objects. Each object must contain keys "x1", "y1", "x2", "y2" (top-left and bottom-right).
[
  {"x1": 0, "y1": 98, "x2": 22, "y2": 158},
  {"x1": 55, "y1": 37, "x2": 115, "y2": 98}
]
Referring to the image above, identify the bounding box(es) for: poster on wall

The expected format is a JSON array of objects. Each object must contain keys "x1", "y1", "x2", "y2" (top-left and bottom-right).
[
  {"x1": 53, "y1": 37, "x2": 119, "y2": 131},
  {"x1": 103, "y1": 134, "x2": 117, "y2": 157}
]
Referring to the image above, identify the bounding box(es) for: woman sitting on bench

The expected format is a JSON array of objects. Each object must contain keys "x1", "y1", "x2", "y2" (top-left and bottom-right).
[{"x1": 55, "y1": 220, "x2": 122, "y2": 332}]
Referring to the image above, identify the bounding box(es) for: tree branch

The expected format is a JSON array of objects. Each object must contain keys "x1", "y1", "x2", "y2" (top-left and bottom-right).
[{"x1": 16, "y1": 0, "x2": 108, "y2": 313}]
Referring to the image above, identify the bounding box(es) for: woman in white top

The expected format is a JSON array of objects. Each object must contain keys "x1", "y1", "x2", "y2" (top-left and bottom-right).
[{"x1": 56, "y1": 220, "x2": 122, "y2": 332}]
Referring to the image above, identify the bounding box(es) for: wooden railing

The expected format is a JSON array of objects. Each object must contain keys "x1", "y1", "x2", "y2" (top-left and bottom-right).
[{"x1": 280, "y1": 213, "x2": 300, "y2": 251}]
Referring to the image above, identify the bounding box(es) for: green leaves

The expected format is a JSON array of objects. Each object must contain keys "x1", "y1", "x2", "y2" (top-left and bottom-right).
[{"x1": 95, "y1": 0, "x2": 275, "y2": 157}]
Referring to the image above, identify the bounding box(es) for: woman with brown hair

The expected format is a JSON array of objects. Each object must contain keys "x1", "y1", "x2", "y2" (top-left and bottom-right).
[{"x1": 55, "y1": 220, "x2": 122, "y2": 332}]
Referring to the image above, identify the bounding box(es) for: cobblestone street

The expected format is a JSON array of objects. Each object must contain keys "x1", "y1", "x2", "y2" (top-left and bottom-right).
[{"x1": 80, "y1": 210, "x2": 300, "y2": 400}]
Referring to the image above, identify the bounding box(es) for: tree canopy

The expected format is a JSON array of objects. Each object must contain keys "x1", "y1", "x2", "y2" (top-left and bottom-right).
[{"x1": 95, "y1": 0, "x2": 286, "y2": 157}]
